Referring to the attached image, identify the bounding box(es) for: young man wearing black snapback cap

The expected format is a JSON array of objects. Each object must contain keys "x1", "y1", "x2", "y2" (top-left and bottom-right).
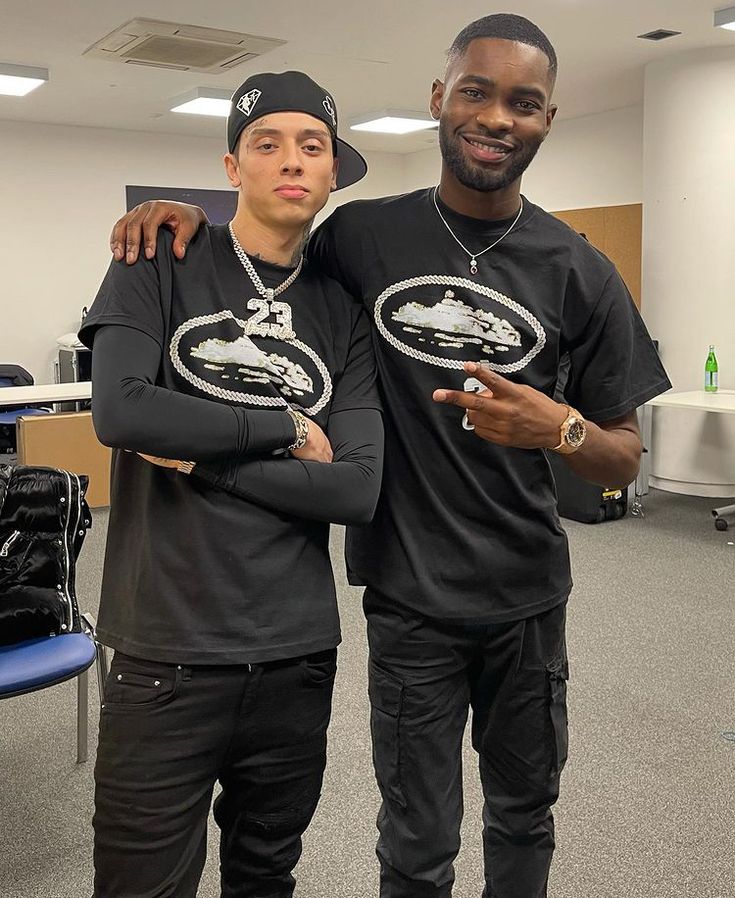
[
  {"x1": 79, "y1": 71, "x2": 383, "y2": 898},
  {"x1": 104, "y1": 15, "x2": 671, "y2": 898}
]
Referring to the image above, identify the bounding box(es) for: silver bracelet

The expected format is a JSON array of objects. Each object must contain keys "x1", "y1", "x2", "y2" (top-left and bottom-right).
[{"x1": 286, "y1": 409, "x2": 309, "y2": 451}]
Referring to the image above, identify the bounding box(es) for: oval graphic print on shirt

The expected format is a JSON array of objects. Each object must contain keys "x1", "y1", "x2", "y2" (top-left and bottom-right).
[
  {"x1": 169, "y1": 305, "x2": 332, "y2": 415},
  {"x1": 374, "y1": 275, "x2": 546, "y2": 372}
]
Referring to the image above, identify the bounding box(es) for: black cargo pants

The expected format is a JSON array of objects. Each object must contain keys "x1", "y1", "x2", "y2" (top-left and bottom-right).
[
  {"x1": 93, "y1": 648, "x2": 337, "y2": 898},
  {"x1": 364, "y1": 591, "x2": 569, "y2": 898}
]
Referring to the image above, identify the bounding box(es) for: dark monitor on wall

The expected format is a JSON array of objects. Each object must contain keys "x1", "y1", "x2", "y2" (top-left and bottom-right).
[{"x1": 126, "y1": 185, "x2": 238, "y2": 224}]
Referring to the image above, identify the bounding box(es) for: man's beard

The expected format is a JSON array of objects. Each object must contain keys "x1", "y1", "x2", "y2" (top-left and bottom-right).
[{"x1": 439, "y1": 121, "x2": 542, "y2": 192}]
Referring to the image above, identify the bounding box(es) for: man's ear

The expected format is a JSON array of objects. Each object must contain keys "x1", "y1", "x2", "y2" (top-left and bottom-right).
[
  {"x1": 542, "y1": 104, "x2": 558, "y2": 140},
  {"x1": 330, "y1": 156, "x2": 340, "y2": 192},
  {"x1": 429, "y1": 79, "x2": 444, "y2": 122},
  {"x1": 224, "y1": 152, "x2": 241, "y2": 188}
]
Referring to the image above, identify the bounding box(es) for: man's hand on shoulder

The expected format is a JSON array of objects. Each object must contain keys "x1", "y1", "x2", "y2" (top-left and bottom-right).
[{"x1": 110, "y1": 201, "x2": 208, "y2": 265}]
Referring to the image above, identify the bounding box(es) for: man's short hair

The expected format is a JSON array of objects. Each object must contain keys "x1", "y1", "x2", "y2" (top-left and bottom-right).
[{"x1": 447, "y1": 13, "x2": 558, "y2": 85}]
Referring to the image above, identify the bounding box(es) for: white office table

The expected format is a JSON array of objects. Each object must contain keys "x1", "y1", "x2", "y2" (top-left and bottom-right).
[
  {"x1": 637, "y1": 389, "x2": 735, "y2": 500},
  {"x1": 648, "y1": 389, "x2": 735, "y2": 414},
  {"x1": 1, "y1": 382, "x2": 92, "y2": 405}
]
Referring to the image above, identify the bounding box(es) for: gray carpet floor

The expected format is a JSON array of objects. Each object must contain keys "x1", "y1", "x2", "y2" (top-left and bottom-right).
[{"x1": 1, "y1": 489, "x2": 733, "y2": 898}]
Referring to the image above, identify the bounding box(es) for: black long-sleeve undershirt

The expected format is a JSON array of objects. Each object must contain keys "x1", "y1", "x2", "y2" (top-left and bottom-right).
[
  {"x1": 91, "y1": 325, "x2": 295, "y2": 460},
  {"x1": 194, "y1": 407, "x2": 383, "y2": 525},
  {"x1": 91, "y1": 324, "x2": 383, "y2": 524}
]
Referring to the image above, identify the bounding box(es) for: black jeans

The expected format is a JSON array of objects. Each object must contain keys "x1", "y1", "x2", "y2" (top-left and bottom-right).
[
  {"x1": 93, "y1": 648, "x2": 337, "y2": 898},
  {"x1": 364, "y1": 591, "x2": 569, "y2": 898}
]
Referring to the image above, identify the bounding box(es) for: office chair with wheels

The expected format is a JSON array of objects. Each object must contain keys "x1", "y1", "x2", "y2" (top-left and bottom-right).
[
  {"x1": 0, "y1": 464, "x2": 108, "y2": 763},
  {"x1": 712, "y1": 503, "x2": 735, "y2": 531}
]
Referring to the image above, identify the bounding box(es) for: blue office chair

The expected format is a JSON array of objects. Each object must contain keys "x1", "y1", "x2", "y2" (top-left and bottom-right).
[
  {"x1": 0, "y1": 465, "x2": 108, "y2": 763},
  {"x1": 0, "y1": 613, "x2": 109, "y2": 762}
]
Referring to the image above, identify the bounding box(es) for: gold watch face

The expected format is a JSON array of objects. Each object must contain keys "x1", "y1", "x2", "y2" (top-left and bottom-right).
[{"x1": 566, "y1": 418, "x2": 586, "y2": 447}]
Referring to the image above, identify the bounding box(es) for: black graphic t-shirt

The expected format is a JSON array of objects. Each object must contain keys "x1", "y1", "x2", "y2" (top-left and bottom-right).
[
  {"x1": 80, "y1": 224, "x2": 380, "y2": 663},
  {"x1": 309, "y1": 188, "x2": 671, "y2": 622}
]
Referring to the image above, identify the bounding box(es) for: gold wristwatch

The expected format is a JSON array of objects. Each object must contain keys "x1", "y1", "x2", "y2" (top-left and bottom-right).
[
  {"x1": 551, "y1": 406, "x2": 587, "y2": 455},
  {"x1": 176, "y1": 461, "x2": 196, "y2": 475}
]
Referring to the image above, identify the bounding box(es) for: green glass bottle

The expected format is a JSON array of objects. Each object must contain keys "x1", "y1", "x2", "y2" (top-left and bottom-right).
[{"x1": 705, "y1": 345, "x2": 718, "y2": 393}]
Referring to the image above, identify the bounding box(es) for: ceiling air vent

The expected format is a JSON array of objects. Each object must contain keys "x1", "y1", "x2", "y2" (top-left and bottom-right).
[
  {"x1": 637, "y1": 29, "x2": 682, "y2": 41},
  {"x1": 83, "y1": 18, "x2": 286, "y2": 74}
]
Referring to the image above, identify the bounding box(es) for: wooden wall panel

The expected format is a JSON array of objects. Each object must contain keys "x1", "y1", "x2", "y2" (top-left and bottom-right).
[{"x1": 551, "y1": 204, "x2": 642, "y2": 308}]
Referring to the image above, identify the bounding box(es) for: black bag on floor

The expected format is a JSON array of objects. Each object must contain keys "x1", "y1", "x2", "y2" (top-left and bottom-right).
[{"x1": 548, "y1": 451, "x2": 627, "y2": 524}]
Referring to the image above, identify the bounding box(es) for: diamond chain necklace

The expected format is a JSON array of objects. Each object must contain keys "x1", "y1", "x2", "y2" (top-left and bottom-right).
[
  {"x1": 228, "y1": 222, "x2": 303, "y2": 301},
  {"x1": 432, "y1": 187, "x2": 523, "y2": 275}
]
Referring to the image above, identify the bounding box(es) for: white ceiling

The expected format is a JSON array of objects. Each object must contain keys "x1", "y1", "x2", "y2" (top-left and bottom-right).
[{"x1": 1, "y1": 0, "x2": 734, "y2": 155}]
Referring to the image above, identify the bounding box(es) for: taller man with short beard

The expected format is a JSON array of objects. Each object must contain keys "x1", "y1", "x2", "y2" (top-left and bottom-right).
[{"x1": 107, "y1": 15, "x2": 670, "y2": 898}]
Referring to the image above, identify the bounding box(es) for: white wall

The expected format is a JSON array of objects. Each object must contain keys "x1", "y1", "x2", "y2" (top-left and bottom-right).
[
  {"x1": 396, "y1": 105, "x2": 644, "y2": 211},
  {"x1": 0, "y1": 120, "x2": 406, "y2": 382},
  {"x1": 524, "y1": 105, "x2": 643, "y2": 210},
  {"x1": 641, "y1": 48, "x2": 735, "y2": 496}
]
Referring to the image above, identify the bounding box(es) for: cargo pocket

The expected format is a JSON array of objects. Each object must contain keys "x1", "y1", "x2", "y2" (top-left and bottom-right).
[
  {"x1": 546, "y1": 656, "x2": 569, "y2": 777},
  {"x1": 368, "y1": 661, "x2": 407, "y2": 810}
]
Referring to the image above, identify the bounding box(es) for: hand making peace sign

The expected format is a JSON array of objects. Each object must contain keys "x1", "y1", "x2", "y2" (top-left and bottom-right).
[{"x1": 433, "y1": 362, "x2": 567, "y2": 450}]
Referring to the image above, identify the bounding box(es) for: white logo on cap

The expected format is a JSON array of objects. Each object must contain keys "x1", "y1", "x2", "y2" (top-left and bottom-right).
[
  {"x1": 322, "y1": 95, "x2": 336, "y2": 127},
  {"x1": 237, "y1": 89, "x2": 262, "y2": 117}
]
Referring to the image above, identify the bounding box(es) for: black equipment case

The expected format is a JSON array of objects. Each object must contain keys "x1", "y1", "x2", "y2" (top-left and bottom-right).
[{"x1": 548, "y1": 450, "x2": 627, "y2": 524}]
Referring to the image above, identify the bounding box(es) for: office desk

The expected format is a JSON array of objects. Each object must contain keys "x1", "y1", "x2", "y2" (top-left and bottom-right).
[
  {"x1": 15, "y1": 411, "x2": 110, "y2": 507},
  {"x1": 648, "y1": 389, "x2": 735, "y2": 414},
  {"x1": 1, "y1": 382, "x2": 92, "y2": 406},
  {"x1": 1, "y1": 384, "x2": 107, "y2": 506},
  {"x1": 637, "y1": 390, "x2": 735, "y2": 499}
]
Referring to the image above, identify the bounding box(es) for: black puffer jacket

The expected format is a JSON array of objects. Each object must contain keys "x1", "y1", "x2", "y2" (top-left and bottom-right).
[{"x1": 0, "y1": 465, "x2": 91, "y2": 646}]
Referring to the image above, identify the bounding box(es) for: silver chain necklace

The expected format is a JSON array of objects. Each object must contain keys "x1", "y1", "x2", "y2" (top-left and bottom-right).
[
  {"x1": 432, "y1": 187, "x2": 523, "y2": 275},
  {"x1": 228, "y1": 222, "x2": 303, "y2": 301}
]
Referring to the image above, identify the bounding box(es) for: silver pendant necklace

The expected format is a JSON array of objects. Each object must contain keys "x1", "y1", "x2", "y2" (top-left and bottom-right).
[
  {"x1": 228, "y1": 222, "x2": 303, "y2": 302},
  {"x1": 432, "y1": 187, "x2": 523, "y2": 275}
]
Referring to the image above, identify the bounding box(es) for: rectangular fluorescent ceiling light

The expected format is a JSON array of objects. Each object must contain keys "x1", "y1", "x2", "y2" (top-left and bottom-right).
[
  {"x1": 714, "y1": 6, "x2": 735, "y2": 30},
  {"x1": 351, "y1": 110, "x2": 438, "y2": 134},
  {"x1": 170, "y1": 87, "x2": 233, "y2": 117},
  {"x1": 0, "y1": 63, "x2": 48, "y2": 96}
]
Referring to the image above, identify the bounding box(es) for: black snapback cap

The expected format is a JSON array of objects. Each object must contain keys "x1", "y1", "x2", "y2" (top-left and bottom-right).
[{"x1": 227, "y1": 70, "x2": 367, "y2": 190}]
